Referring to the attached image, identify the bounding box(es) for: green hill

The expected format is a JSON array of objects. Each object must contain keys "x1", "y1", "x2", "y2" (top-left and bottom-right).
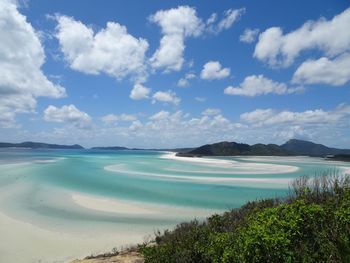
[
  {"x1": 177, "y1": 141, "x2": 291, "y2": 156},
  {"x1": 176, "y1": 139, "x2": 350, "y2": 157},
  {"x1": 281, "y1": 139, "x2": 350, "y2": 157}
]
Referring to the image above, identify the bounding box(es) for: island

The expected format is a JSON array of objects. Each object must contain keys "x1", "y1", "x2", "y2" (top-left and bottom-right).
[
  {"x1": 176, "y1": 139, "x2": 350, "y2": 158},
  {"x1": 0, "y1": 141, "x2": 84, "y2": 149}
]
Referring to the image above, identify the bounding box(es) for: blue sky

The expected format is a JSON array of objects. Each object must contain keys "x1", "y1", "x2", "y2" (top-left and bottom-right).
[{"x1": 0, "y1": 0, "x2": 349, "y2": 148}]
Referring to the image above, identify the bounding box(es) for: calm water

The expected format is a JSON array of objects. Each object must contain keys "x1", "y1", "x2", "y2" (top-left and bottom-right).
[{"x1": 0, "y1": 148, "x2": 349, "y2": 261}]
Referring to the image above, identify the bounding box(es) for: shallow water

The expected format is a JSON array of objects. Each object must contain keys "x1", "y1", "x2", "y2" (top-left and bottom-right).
[{"x1": 0, "y1": 148, "x2": 349, "y2": 262}]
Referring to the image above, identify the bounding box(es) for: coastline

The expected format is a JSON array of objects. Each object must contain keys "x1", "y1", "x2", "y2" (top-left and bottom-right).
[{"x1": 1, "y1": 151, "x2": 349, "y2": 262}]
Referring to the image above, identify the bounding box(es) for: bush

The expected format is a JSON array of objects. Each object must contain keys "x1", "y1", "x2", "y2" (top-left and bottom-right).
[{"x1": 141, "y1": 173, "x2": 350, "y2": 262}]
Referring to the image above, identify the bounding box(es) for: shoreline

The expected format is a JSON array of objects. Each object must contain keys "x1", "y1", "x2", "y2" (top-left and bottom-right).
[{"x1": 160, "y1": 152, "x2": 299, "y2": 174}]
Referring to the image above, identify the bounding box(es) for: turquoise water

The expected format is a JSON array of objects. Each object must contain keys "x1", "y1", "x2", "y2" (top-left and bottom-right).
[
  {"x1": 1, "y1": 149, "x2": 349, "y2": 211},
  {"x1": 0, "y1": 148, "x2": 349, "y2": 261}
]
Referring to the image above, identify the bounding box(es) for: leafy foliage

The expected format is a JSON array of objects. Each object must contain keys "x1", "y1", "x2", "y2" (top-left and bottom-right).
[{"x1": 141, "y1": 173, "x2": 350, "y2": 262}]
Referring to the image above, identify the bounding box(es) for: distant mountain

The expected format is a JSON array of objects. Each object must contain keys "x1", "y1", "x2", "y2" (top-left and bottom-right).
[
  {"x1": 0, "y1": 141, "x2": 84, "y2": 149},
  {"x1": 178, "y1": 141, "x2": 291, "y2": 157},
  {"x1": 91, "y1": 146, "x2": 128, "y2": 150},
  {"x1": 281, "y1": 139, "x2": 350, "y2": 157},
  {"x1": 176, "y1": 139, "x2": 350, "y2": 157}
]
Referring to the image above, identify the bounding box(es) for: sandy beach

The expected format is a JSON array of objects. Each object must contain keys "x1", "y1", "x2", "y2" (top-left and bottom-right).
[
  {"x1": 72, "y1": 193, "x2": 218, "y2": 218},
  {"x1": 160, "y1": 152, "x2": 299, "y2": 174},
  {"x1": 0, "y1": 210, "x2": 146, "y2": 263}
]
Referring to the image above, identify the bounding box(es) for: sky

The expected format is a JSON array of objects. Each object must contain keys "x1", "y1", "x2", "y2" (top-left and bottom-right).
[{"x1": 0, "y1": 0, "x2": 350, "y2": 148}]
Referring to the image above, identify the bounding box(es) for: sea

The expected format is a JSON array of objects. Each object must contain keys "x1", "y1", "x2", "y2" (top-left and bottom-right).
[{"x1": 0, "y1": 148, "x2": 349, "y2": 262}]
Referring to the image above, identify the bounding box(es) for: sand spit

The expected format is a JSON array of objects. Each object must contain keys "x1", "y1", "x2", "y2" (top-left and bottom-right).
[
  {"x1": 160, "y1": 152, "x2": 299, "y2": 174},
  {"x1": 72, "y1": 194, "x2": 157, "y2": 215}
]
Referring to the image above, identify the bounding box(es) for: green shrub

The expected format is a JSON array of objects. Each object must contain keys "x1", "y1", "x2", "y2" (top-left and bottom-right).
[{"x1": 142, "y1": 174, "x2": 350, "y2": 263}]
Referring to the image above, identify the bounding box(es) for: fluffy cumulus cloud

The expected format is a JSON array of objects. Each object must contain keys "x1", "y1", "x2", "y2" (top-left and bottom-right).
[
  {"x1": 6, "y1": 104, "x2": 350, "y2": 148},
  {"x1": 0, "y1": 0, "x2": 65, "y2": 128},
  {"x1": 240, "y1": 104, "x2": 350, "y2": 127},
  {"x1": 130, "y1": 110, "x2": 243, "y2": 147},
  {"x1": 200, "y1": 61, "x2": 230, "y2": 80},
  {"x1": 44, "y1": 105, "x2": 92, "y2": 129},
  {"x1": 293, "y1": 52, "x2": 350, "y2": 86},
  {"x1": 207, "y1": 8, "x2": 245, "y2": 34},
  {"x1": 149, "y1": 110, "x2": 170, "y2": 120},
  {"x1": 152, "y1": 90, "x2": 181, "y2": 105},
  {"x1": 149, "y1": 6, "x2": 204, "y2": 71},
  {"x1": 235, "y1": 104, "x2": 350, "y2": 144},
  {"x1": 240, "y1": 28, "x2": 259, "y2": 43},
  {"x1": 55, "y1": 15, "x2": 149, "y2": 81},
  {"x1": 224, "y1": 75, "x2": 303, "y2": 96},
  {"x1": 177, "y1": 73, "x2": 196, "y2": 87},
  {"x1": 101, "y1": 113, "x2": 137, "y2": 125},
  {"x1": 129, "y1": 83, "x2": 151, "y2": 100},
  {"x1": 202, "y1": 108, "x2": 221, "y2": 116},
  {"x1": 254, "y1": 8, "x2": 350, "y2": 67}
]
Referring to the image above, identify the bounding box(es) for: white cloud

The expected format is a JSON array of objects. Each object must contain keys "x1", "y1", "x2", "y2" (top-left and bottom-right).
[
  {"x1": 6, "y1": 105, "x2": 350, "y2": 148},
  {"x1": 195, "y1": 97, "x2": 207, "y2": 102},
  {"x1": 149, "y1": 6, "x2": 204, "y2": 71},
  {"x1": 55, "y1": 15, "x2": 149, "y2": 81},
  {"x1": 44, "y1": 105, "x2": 92, "y2": 129},
  {"x1": 152, "y1": 90, "x2": 181, "y2": 105},
  {"x1": 293, "y1": 52, "x2": 350, "y2": 86},
  {"x1": 206, "y1": 13, "x2": 217, "y2": 25},
  {"x1": 149, "y1": 110, "x2": 170, "y2": 120},
  {"x1": 240, "y1": 28, "x2": 259, "y2": 43},
  {"x1": 202, "y1": 108, "x2": 221, "y2": 116},
  {"x1": 129, "y1": 120, "x2": 143, "y2": 131},
  {"x1": 177, "y1": 73, "x2": 196, "y2": 87},
  {"x1": 129, "y1": 83, "x2": 151, "y2": 100},
  {"x1": 240, "y1": 104, "x2": 350, "y2": 127},
  {"x1": 100, "y1": 114, "x2": 118, "y2": 124},
  {"x1": 101, "y1": 113, "x2": 137, "y2": 125},
  {"x1": 224, "y1": 75, "x2": 303, "y2": 96},
  {"x1": 200, "y1": 61, "x2": 230, "y2": 80},
  {"x1": 135, "y1": 110, "x2": 242, "y2": 147},
  {"x1": 177, "y1": 78, "x2": 189, "y2": 88},
  {"x1": 217, "y1": 8, "x2": 245, "y2": 32},
  {"x1": 254, "y1": 8, "x2": 350, "y2": 67},
  {"x1": 0, "y1": 0, "x2": 65, "y2": 128},
  {"x1": 207, "y1": 8, "x2": 245, "y2": 34},
  {"x1": 273, "y1": 125, "x2": 310, "y2": 142}
]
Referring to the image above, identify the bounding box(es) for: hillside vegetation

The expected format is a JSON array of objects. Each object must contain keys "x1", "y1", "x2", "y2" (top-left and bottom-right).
[{"x1": 140, "y1": 172, "x2": 350, "y2": 262}]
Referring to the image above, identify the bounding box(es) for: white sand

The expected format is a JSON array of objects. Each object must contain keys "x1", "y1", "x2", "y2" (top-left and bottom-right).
[
  {"x1": 0, "y1": 211, "x2": 145, "y2": 263},
  {"x1": 160, "y1": 152, "x2": 238, "y2": 165},
  {"x1": 0, "y1": 190, "x2": 216, "y2": 263},
  {"x1": 72, "y1": 194, "x2": 157, "y2": 215},
  {"x1": 104, "y1": 164, "x2": 293, "y2": 188},
  {"x1": 72, "y1": 193, "x2": 218, "y2": 218},
  {"x1": 160, "y1": 152, "x2": 298, "y2": 174}
]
